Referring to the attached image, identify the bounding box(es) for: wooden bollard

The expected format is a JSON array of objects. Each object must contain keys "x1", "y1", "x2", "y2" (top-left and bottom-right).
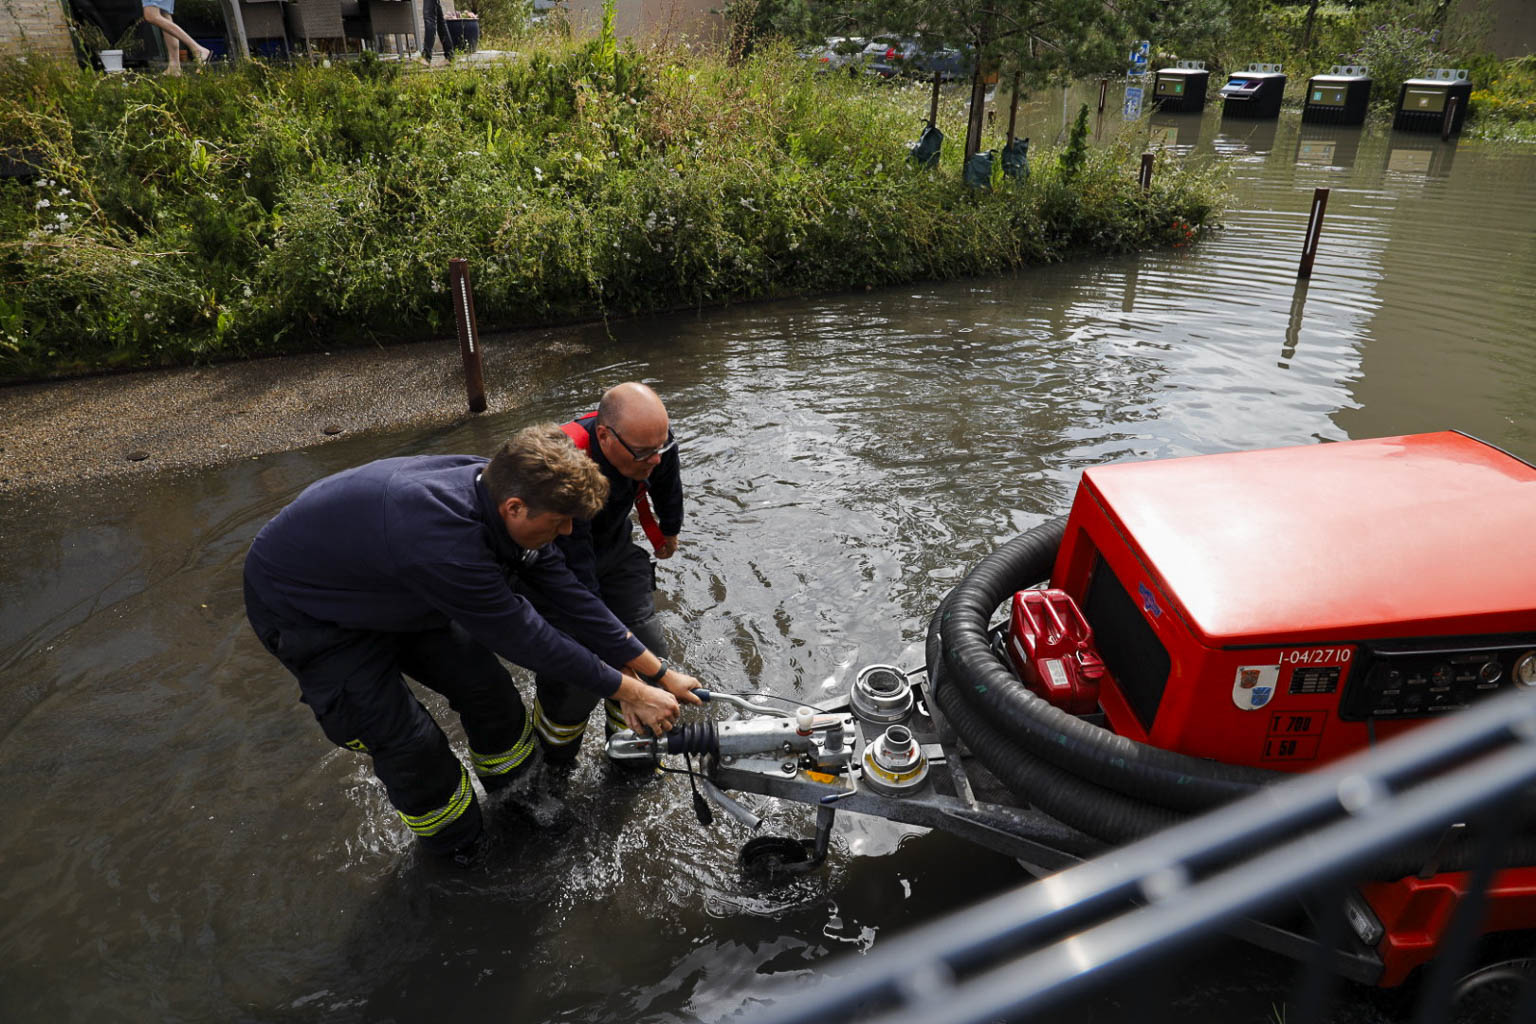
[
  {"x1": 1442, "y1": 95, "x2": 1459, "y2": 141},
  {"x1": 449, "y1": 258, "x2": 487, "y2": 414},
  {"x1": 1139, "y1": 152, "x2": 1154, "y2": 189},
  {"x1": 1297, "y1": 187, "x2": 1330, "y2": 279},
  {"x1": 1098, "y1": 78, "x2": 1109, "y2": 113}
]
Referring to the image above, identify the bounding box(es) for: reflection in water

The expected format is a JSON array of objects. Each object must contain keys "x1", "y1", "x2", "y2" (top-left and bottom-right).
[
  {"x1": 1282, "y1": 279, "x2": 1311, "y2": 367},
  {"x1": 1148, "y1": 111, "x2": 1204, "y2": 154},
  {"x1": 1385, "y1": 132, "x2": 1460, "y2": 178},
  {"x1": 2, "y1": 87, "x2": 1534, "y2": 1022},
  {"x1": 1295, "y1": 125, "x2": 1364, "y2": 170},
  {"x1": 1213, "y1": 117, "x2": 1280, "y2": 160}
]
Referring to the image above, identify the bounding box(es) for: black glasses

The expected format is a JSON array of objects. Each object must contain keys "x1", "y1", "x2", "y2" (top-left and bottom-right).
[{"x1": 607, "y1": 426, "x2": 676, "y2": 462}]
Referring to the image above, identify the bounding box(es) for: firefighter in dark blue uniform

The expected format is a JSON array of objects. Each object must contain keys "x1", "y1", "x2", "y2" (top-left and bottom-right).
[
  {"x1": 532, "y1": 383, "x2": 686, "y2": 763},
  {"x1": 243, "y1": 423, "x2": 703, "y2": 860}
]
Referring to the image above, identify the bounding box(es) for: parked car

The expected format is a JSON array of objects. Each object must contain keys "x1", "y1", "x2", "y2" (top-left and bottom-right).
[
  {"x1": 799, "y1": 36, "x2": 868, "y2": 74},
  {"x1": 862, "y1": 37, "x2": 920, "y2": 79},
  {"x1": 913, "y1": 45, "x2": 973, "y2": 82}
]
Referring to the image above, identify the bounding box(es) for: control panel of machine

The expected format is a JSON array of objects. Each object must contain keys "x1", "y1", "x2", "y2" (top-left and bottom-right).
[
  {"x1": 1311, "y1": 85, "x2": 1347, "y2": 106},
  {"x1": 1156, "y1": 77, "x2": 1186, "y2": 97},
  {"x1": 1339, "y1": 639, "x2": 1536, "y2": 720}
]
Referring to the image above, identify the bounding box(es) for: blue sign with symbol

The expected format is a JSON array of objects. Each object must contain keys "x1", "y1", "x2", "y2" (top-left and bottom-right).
[
  {"x1": 1128, "y1": 39, "x2": 1149, "y2": 76},
  {"x1": 1137, "y1": 581, "x2": 1161, "y2": 617},
  {"x1": 1124, "y1": 85, "x2": 1144, "y2": 119}
]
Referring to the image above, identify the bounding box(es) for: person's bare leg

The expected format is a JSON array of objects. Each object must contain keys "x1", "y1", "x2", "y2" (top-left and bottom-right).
[
  {"x1": 143, "y1": 7, "x2": 211, "y2": 72},
  {"x1": 161, "y1": 23, "x2": 182, "y2": 74}
]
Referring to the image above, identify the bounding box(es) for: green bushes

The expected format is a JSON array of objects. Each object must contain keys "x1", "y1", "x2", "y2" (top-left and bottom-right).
[
  {"x1": 0, "y1": 41, "x2": 1224, "y2": 381},
  {"x1": 1343, "y1": 20, "x2": 1443, "y2": 109},
  {"x1": 1468, "y1": 56, "x2": 1536, "y2": 142}
]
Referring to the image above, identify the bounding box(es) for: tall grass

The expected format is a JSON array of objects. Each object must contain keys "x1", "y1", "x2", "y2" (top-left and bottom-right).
[{"x1": 0, "y1": 40, "x2": 1225, "y2": 381}]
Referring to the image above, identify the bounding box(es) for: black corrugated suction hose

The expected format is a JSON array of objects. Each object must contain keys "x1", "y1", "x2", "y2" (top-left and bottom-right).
[{"x1": 935, "y1": 517, "x2": 1276, "y2": 814}]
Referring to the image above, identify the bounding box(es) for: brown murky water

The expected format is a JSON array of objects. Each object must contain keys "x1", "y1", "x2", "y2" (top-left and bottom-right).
[{"x1": 2, "y1": 83, "x2": 1534, "y2": 1021}]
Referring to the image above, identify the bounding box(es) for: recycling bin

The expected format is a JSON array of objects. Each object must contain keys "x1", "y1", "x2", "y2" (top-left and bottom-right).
[
  {"x1": 1152, "y1": 61, "x2": 1209, "y2": 113},
  {"x1": 1303, "y1": 65, "x2": 1372, "y2": 125},
  {"x1": 1220, "y1": 63, "x2": 1286, "y2": 119},
  {"x1": 1394, "y1": 69, "x2": 1472, "y2": 133}
]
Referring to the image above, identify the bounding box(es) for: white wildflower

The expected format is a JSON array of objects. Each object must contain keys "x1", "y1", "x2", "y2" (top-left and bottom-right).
[
  {"x1": 242, "y1": 285, "x2": 252, "y2": 298},
  {"x1": 35, "y1": 199, "x2": 50, "y2": 209}
]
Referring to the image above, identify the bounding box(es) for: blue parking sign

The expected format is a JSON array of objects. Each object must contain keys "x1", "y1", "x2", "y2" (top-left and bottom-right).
[
  {"x1": 1124, "y1": 85, "x2": 1144, "y2": 118},
  {"x1": 1128, "y1": 39, "x2": 1149, "y2": 75}
]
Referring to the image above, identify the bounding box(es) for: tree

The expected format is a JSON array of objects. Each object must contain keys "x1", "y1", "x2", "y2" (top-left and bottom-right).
[
  {"x1": 719, "y1": 0, "x2": 864, "y2": 55},
  {"x1": 869, "y1": 0, "x2": 1164, "y2": 159}
]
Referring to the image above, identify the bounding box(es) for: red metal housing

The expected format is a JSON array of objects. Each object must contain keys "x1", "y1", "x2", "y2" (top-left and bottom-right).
[{"x1": 1042, "y1": 431, "x2": 1536, "y2": 986}]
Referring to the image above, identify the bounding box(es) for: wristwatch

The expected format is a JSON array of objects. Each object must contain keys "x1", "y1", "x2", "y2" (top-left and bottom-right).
[{"x1": 639, "y1": 662, "x2": 668, "y2": 685}]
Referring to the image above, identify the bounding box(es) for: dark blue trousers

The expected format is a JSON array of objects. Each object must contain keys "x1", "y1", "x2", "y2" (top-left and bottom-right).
[{"x1": 245, "y1": 578, "x2": 529, "y2": 855}]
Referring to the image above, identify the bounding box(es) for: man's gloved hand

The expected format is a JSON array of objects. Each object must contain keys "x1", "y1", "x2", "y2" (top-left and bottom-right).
[{"x1": 656, "y1": 535, "x2": 680, "y2": 560}]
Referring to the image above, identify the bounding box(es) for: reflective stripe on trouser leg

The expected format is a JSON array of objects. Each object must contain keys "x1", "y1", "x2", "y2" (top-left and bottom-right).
[
  {"x1": 605, "y1": 699, "x2": 628, "y2": 737},
  {"x1": 472, "y1": 715, "x2": 535, "y2": 781},
  {"x1": 532, "y1": 698, "x2": 587, "y2": 755},
  {"x1": 398, "y1": 762, "x2": 474, "y2": 839}
]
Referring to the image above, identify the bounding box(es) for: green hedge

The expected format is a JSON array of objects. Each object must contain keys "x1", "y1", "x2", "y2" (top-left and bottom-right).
[{"x1": 0, "y1": 42, "x2": 1225, "y2": 381}]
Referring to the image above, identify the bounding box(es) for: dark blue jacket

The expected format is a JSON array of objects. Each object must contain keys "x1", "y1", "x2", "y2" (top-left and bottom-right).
[
  {"x1": 244, "y1": 455, "x2": 644, "y2": 697},
  {"x1": 558, "y1": 413, "x2": 683, "y2": 596}
]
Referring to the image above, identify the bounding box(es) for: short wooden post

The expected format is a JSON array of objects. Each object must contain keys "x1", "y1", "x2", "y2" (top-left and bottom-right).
[
  {"x1": 1139, "y1": 152, "x2": 1154, "y2": 189},
  {"x1": 449, "y1": 258, "x2": 486, "y2": 414},
  {"x1": 1098, "y1": 78, "x2": 1109, "y2": 113},
  {"x1": 1297, "y1": 187, "x2": 1330, "y2": 279},
  {"x1": 1442, "y1": 96, "x2": 1459, "y2": 141}
]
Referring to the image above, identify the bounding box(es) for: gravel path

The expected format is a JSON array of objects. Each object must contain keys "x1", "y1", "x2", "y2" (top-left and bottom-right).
[{"x1": 0, "y1": 326, "x2": 597, "y2": 496}]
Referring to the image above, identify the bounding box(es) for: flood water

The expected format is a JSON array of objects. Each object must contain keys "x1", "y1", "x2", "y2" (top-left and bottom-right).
[{"x1": 3, "y1": 87, "x2": 1534, "y2": 1022}]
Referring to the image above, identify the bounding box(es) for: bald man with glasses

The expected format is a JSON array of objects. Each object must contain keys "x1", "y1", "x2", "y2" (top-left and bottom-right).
[{"x1": 531, "y1": 382, "x2": 695, "y2": 765}]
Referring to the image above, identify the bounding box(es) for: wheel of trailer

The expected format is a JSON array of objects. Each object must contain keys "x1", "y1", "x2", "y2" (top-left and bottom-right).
[
  {"x1": 739, "y1": 836, "x2": 817, "y2": 884},
  {"x1": 1448, "y1": 955, "x2": 1535, "y2": 1022}
]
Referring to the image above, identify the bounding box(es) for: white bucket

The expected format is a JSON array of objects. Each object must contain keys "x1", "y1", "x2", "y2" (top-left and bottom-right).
[{"x1": 100, "y1": 49, "x2": 124, "y2": 73}]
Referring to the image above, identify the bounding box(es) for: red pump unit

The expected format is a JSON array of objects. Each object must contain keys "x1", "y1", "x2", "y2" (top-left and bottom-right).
[{"x1": 1000, "y1": 431, "x2": 1536, "y2": 986}]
